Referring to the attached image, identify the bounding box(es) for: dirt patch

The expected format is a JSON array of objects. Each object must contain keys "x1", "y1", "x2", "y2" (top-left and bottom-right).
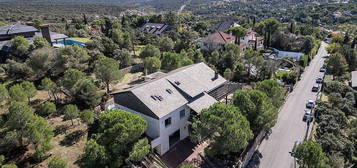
[
  {"x1": 111, "y1": 72, "x2": 143, "y2": 92},
  {"x1": 34, "y1": 116, "x2": 88, "y2": 168}
]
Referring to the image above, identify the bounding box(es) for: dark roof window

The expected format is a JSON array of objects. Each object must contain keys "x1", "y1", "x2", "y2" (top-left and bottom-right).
[
  {"x1": 151, "y1": 95, "x2": 157, "y2": 100},
  {"x1": 165, "y1": 117, "x2": 172, "y2": 127},
  {"x1": 166, "y1": 89, "x2": 173, "y2": 94}
]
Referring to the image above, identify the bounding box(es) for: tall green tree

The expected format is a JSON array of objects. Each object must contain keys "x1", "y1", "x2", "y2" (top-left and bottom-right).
[
  {"x1": 224, "y1": 68, "x2": 233, "y2": 81},
  {"x1": 221, "y1": 43, "x2": 241, "y2": 70},
  {"x1": 37, "y1": 101, "x2": 56, "y2": 116},
  {"x1": 191, "y1": 103, "x2": 253, "y2": 156},
  {"x1": 81, "y1": 139, "x2": 108, "y2": 168},
  {"x1": 11, "y1": 36, "x2": 29, "y2": 57},
  {"x1": 9, "y1": 84, "x2": 27, "y2": 102},
  {"x1": 57, "y1": 45, "x2": 90, "y2": 72},
  {"x1": 139, "y1": 44, "x2": 161, "y2": 59},
  {"x1": 126, "y1": 138, "x2": 151, "y2": 163},
  {"x1": 0, "y1": 84, "x2": 9, "y2": 105},
  {"x1": 295, "y1": 140, "x2": 329, "y2": 168},
  {"x1": 6, "y1": 101, "x2": 53, "y2": 154},
  {"x1": 80, "y1": 109, "x2": 94, "y2": 125},
  {"x1": 20, "y1": 81, "x2": 37, "y2": 102},
  {"x1": 33, "y1": 37, "x2": 50, "y2": 48},
  {"x1": 112, "y1": 49, "x2": 132, "y2": 68},
  {"x1": 161, "y1": 52, "x2": 182, "y2": 71},
  {"x1": 63, "y1": 104, "x2": 80, "y2": 126},
  {"x1": 232, "y1": 90, "x2": 278, "y2": 133},
  {"x1": 62, "y1": 69, "x2": 86, "y2": 95},
  {"x1": 94, "y1": 56, "x2": 123, "y2": 92},
  {"x1": 82, "y1": 110, "x2": 148, "y2": 167},
  {"x1": 143, "y1": 57, "x2": 161, "y2": 74},
  {"x1": 243, "y1": 49, "x2": 262, "y2": 79},
  {"x1": 326, "y1": 53, "x2": 348, "y2": 78},
  {"x1": 229, "y1": 27, "x2": 247, "y2": 45},
  {"x1": 74, "y1": 79, "x2": 102, "y2": 108},
  {"x1": 255, "y1": 80, "x2": 284, "y2": 107},
  {"x1": 26, "y1": 47, "x2": 55, "y2": 78},
  {"x1": 158, "y1": 37, "x2": 174, "y2": 52},
  {"x1": 40, "y1": 78, "x2": 59, "y2": 101}
]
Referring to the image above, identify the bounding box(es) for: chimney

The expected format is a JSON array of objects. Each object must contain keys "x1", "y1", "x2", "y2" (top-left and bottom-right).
[
  {"x1": 212, "y1": 72, "x2": 219, "y2": 81},
  {"x1": 40, "y1": 24, "x2": 52, "y2": 45}
]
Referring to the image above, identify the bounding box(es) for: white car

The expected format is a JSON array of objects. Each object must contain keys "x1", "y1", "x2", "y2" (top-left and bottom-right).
[
  {"x1": 306, "y1": 100, "x2": 315, "y2": 109},
  {"x1": 316, "y1": 77, "x2": 323, "y2": 84},
  {"x1": 312, "y1": 85, "x2": 320, "y2": 92},
  {"x1": 303, "y1": 109, "x2": 314, "y2": 122}
]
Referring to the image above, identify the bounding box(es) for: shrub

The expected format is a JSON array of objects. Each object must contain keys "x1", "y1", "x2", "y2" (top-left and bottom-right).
[{"x1": 48, "y1": 157, "x2": 67, "y2": 168}]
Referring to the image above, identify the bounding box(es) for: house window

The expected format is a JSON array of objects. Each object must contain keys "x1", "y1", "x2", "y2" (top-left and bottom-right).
[
  {"x1": 165, "y1": 117, "x2": 172, "y2": 127},
  {"x1": 180, "y1": 109, "x2": 185, "y2": 119}
]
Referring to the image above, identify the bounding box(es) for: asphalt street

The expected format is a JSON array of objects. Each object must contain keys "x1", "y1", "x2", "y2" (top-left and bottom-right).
[{"x1": 257, "y1": 42, "x2": 328, "y2": 168}]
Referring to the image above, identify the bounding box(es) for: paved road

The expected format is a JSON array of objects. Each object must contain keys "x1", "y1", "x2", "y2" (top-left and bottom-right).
[{"x1": 257, "y1": 42, "x2": 328, "y2": 168}]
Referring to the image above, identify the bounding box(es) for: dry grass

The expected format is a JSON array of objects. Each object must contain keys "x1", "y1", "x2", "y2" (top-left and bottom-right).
[
  {"x1": 111, "y1": 72, "x2": 143, "y2": 92},
  {"x1": 35, "y1": 116, "x2": 88, "y2": 168}
]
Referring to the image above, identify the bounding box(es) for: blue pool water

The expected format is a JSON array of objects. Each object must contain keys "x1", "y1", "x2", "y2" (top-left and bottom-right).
[{"x1": 56, "y1": 39, "x2": 86, "y2": 46}]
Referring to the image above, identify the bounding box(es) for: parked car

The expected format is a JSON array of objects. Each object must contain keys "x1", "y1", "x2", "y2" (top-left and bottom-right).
[
  {"x1": 290, "y1": 141, "x2": 301, "y2": 157},
  {"x1": 316, "y1": 77, "x2": 323, "y2": 84},
  {"x1": 320, "y1": 67, "x2": 326, "y2": 72},
  {"x1": 306, "y1": 100, "x2": 315, "y2": 109},
  {"x1": 303, "y1": 109, "x2": 313, "y2": 122},
  {"x1": 312, "y1": 85, "x2": 320, "y2": 92},
  {"x1": 322, "y1": 55, "x2": 329, "y2": 58}
]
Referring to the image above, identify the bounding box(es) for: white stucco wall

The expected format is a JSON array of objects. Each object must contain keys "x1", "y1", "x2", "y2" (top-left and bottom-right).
[
  {"x1": 158, "y1": 105, "x2": 190, "y2": 155},
  {"x1": 108, "y1": 103, "x2": 190, "y2": 155}
]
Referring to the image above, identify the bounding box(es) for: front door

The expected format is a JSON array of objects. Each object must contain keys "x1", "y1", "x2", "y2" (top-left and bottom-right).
[{"x1": 169, "y1": 129, "x2": 180, "y2": 147}]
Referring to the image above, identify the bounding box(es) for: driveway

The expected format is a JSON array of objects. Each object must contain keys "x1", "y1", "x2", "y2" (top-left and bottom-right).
[{"x1": 256, "y1": 42, "x2": 328, "y2": 168}]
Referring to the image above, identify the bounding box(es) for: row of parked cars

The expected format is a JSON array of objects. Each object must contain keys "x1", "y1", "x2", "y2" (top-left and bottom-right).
[
  {"x1": 291, "y1": 55, "x2": 328, "y2": 157},
  {"x1": 304, "y1": 65, "x2": 326, "y2": 122}
]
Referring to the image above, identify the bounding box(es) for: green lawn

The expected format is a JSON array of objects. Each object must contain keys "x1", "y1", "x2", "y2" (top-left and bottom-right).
[{"x1": 68, "y1": 37, "x2": 92, "y2": 43}]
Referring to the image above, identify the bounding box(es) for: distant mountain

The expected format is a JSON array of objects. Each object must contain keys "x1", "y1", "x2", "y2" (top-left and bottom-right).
[{"x1": 0, "y1": 0, "x2": 151, "y2": 5}]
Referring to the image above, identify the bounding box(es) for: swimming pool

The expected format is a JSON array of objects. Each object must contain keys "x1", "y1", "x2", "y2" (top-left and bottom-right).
[{"x1": 56, "y1": 39, "x2": 86, "y2": 46}]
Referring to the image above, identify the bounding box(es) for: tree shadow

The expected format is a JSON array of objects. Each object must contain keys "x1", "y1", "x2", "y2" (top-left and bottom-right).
[
  {"x1": 246, "y1": 151, "x2": 263, "y2": 168},
  {"x1": 54, "y1": 125, "x2": 70, "y2": 136},
  {"x1": 60, "y1": 130, "x2": 85, "y2": 146}
]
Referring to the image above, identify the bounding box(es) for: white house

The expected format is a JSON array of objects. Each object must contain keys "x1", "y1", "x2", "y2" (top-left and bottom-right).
[
  {"x1": 109, "y1": 63, "x2": 239, "y2": 155},
  {"x1": 272, "y1": 48, "x2": 305, "y2": 60}
]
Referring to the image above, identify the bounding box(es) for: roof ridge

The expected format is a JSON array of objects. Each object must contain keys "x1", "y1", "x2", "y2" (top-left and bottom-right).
[
  {"x1": 110, "y1": 63, "x2": 204, "y2": 94},
  {"x1": 218, "y1": 32, "x2": 228, "y2": 43}
]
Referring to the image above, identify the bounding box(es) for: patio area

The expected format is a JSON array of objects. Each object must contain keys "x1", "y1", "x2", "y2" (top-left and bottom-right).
[{"x1": 160, "y1": 138, "x2": 211, "y2": 168}]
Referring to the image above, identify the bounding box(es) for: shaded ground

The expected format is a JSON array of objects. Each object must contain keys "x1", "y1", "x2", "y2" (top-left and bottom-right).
[{"x1": 160, "y1": 138, "x2": 210, "y2": 168}]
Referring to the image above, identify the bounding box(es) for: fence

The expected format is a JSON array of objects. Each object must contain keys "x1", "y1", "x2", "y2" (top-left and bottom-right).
[
  {"x1": 237, "y1": 130, "x2": 266, "y2": 168},
  {"x1": 119, "y1": 63, "x2": 144, "y2": 74}
]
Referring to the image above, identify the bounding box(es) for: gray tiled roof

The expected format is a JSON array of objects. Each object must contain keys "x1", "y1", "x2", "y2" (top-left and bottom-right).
[
  {"x1": 0, "y1": 24, "x2": 38, "y2": 35},
  {"x1": 139, "y1": 23, "x2": 174, "y2": 35},
  {"x1": 187, "y1": 93, "x2": 217, "y2": 113},
  {"x1": 1, "y1": 32, "x2": 68, "y2": 51},
  {"x1": 112, "y1": 63, "x2": 226, "y2": 119},
  {"x1": 209, "y1": 21, "x2": 235, "y2": 32}
]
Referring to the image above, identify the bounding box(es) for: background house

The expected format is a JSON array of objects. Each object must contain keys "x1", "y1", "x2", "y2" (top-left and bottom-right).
[
  {"x1": 272, "y1": 48, "x2": 305, "y2": 60},
  {"x1": 109, "y1": 63, "x2": 241, "y2": 155},
  {"x1": 0, "y1": 23, "x2": 68, "y2": 52},
  {"x1": 138, "y1": 22, "x2": 174, "y2": 35},
  {"x1": 198, "y1": 32, "x2": 235, "y2": 51},
  {"x1": 208, "y1": 21, "x2": 240, "y2": 32}
]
